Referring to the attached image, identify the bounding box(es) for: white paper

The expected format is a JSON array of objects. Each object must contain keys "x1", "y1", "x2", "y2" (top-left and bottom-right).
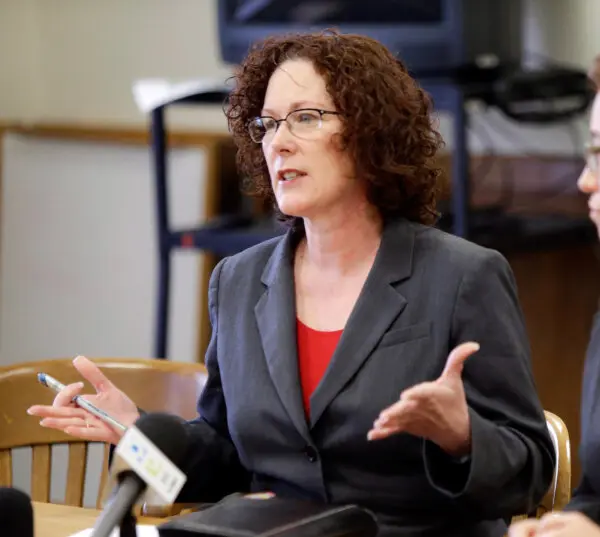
[
  {"x1": 132, "y1": 78, "x2": 231, "y2": 112},
  {"x1": 68, "y1": 524, "x2": 159, "y2": 537}
]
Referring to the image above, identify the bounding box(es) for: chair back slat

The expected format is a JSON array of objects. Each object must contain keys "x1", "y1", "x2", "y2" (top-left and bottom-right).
[
  {"x1": 96, "y1": 444, "x2": 111, "y2": 509},
  {"x1": 0, "y1": 449, "x2": 11, "y2": 485},
  {"x1": 31, "y1": 445, "x2": 52, "y2": 502},
  {"x1": 65, "y1": 442, "x2": 88, "y2": 506}
]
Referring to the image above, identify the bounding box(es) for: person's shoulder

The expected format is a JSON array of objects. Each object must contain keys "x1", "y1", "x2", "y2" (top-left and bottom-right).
[
  {"x1": 409, "y1": 221, "x2": 509, "y2": 272},
  {"x1": 216, "y1": 233, "x2": 286, "y2": 280}
]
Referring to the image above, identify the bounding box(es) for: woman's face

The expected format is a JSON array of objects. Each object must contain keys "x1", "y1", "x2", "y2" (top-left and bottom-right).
[
  {"x1": 578, "y1": 93, "x2": 600, "y2": 235},
  {"x1": 259, "y1": 58, "x2": 365, "y2": 222}
]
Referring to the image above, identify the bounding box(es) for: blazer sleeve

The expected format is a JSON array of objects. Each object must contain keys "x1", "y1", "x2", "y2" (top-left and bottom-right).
[
  {"x1": 562, "y1": 311, "x2": 600, "y2": 523},
  {"x1": 422, "y1": 249, "x2": 556, "y2": 519},
  {"x1": 176, "y1": 257, "x2": 251, "y2": 502}
]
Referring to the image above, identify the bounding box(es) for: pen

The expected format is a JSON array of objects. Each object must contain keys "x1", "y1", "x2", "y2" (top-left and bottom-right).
[{"x1": 37, "y1": 372, "x2": 128, "y2": 433}]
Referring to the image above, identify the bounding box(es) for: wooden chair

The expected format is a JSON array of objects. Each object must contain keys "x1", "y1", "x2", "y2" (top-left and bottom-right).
[
  {"x1": 511, "y1": 410, "x2": 572, "y2": 523},
  {"x1": 538, "y1": 410, "x2": 572, "y2": 514},
  {"x1": 0, "y1": 357, "x2": 207, "y2": 508}
]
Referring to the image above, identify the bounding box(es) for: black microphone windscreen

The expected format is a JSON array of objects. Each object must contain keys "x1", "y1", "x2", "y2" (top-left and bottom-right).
[
  {"x1": 133, "y1": 412, "x2": 189, "y2": 465},
  {"x1": 0, "y1": 487, "x2": 34, "y2": 537}
]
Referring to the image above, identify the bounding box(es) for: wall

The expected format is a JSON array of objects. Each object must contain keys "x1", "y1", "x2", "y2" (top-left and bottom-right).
[
  {"x1": 0, "y1": 0, "x2": 42, "y2": 121},
  {"x1": 0, "y1": 0, "x2": 232, "y2": 370},
  {"x1": 0, "y1": 132, "x2": 207, "y2": 365},
  {"x1": 31, "y1": 0, "x2": 231, "y2": 130},
  {"x1": 524, "y1": 0, "x2": 599, "y2": 68}
]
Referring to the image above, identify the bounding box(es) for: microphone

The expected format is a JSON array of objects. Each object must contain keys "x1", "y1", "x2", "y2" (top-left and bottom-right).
[
  {"x1": 92, "y1": 412, "x2": 189, "y2": 537},
  {"x1": 0, "y1": 487, "x2": 34, "y2": 537}
]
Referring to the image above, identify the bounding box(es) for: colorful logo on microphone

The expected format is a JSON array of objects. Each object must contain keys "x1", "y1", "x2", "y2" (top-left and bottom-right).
[
  {"x1": 130, "y1": 443, "x2": 147, "y2": 465},
  {"x1": 129, "y1": 443, "x2": 162, "y2": 477}
]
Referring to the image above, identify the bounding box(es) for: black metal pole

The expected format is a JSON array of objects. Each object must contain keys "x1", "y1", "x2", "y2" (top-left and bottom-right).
[
  {"x1": 450, "y1": 84, "x2": 470, "y2": 239},
  {"x1": 150, "y1": 106, "x2": 170, "y2": 359}
]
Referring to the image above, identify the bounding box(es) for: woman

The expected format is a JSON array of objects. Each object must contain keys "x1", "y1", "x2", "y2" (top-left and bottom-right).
[
  {"x1": 509, "y1": 57, "x2": 600, "y2": 537},
  {"x1": 27, "y1": 31, "x2": 554, "y2": 537}
]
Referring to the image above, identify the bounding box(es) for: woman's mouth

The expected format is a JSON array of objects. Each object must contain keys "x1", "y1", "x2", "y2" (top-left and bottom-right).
[{"x1": 277, "y1": 169, "x2": 307, "y2": 182}]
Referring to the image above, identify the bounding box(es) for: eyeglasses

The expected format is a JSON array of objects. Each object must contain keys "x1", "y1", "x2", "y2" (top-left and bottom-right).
[
  {"x1": 586, "y1": 142, "x2": 600, "y2": 172},
  {"x1": 248, "y1": 108, "x2": 341, "y2": 144}
]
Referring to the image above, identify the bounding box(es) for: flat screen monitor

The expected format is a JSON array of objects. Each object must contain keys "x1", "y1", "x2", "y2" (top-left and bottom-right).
[{"x1": 217, "y1": 0, "x2": 522, "y2": 77}]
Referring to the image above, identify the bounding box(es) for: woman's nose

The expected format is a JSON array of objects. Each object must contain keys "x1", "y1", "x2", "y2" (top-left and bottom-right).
[
  {"x1": 578, "y1": 166, "x2": 598, "y2": 194},
  {"x1": 268, "y1": 124, "x2": 297, "y2": 156}
]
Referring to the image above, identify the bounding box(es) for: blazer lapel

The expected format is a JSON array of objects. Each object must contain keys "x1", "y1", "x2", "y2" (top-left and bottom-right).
[
  {"x1": 309, "y1": 219, "x2": 415, "y2": 428},
  {"x1": 254, "y1": 231, "x2": 311, "y2": 441}
]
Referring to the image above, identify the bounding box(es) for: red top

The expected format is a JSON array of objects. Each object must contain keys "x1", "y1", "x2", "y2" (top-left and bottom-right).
[{"x1": 296, "y1": 319, "x2": 343, "y2": 418}]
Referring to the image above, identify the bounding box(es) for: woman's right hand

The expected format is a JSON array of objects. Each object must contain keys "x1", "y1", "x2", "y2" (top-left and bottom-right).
[
  {"x1": 509, "y1": 512, "x2": 600, "y2": 537},
  {"x1": 27, "y1": 356, "x2": 141, "y2": 445}
]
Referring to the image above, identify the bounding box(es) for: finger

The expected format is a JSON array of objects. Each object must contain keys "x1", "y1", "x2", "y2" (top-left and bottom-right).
[
  {"x1": 377, "y1": 400, "x2": 418, "y2": 424},
  {"x1": 40, "y1": 414, "x2": 111, "y2": 437},
  {"x1": 440, "y1": 341, "x2": 480, "y2": 380},
  {"x1": 40, "y1": 417, "x2": 89, "y2": 430},
  {"x1": 508, "y1": 520, "x2": 540, "y2": 537},
  {"x1": 367, "y1": 425, "x2": 402, "y2": 441},
  {"x1": 64, "y1": 425, "x2": 115, "y2": 442},
  {"x1": 72, "y1": 355, "x2": 114, "y2": 393},
  {"x1": 53, "y1": 382, "x2": 85, "y2": 408},
  {"x1": 27, "y1": 405, "x2": 87, "y2": 420}
]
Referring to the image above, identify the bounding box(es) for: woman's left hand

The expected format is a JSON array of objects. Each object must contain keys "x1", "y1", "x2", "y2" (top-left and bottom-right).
[{"x1": 367, "y1": 341, "x2": 480, "y2": 457}]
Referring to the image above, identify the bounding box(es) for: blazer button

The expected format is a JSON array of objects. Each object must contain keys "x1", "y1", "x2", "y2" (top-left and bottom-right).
[{"x1": 304, "y1": 446, "x2": 318, "y2": 462}]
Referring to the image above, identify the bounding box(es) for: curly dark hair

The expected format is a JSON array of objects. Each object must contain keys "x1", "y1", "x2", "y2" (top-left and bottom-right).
[{"x1": 225, "y1": 30, "x2": 444, "y2": 229}]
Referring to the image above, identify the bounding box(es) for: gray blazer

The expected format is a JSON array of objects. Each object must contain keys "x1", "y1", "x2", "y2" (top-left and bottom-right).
[{"x1": 177, "y1": 218, "x2": 555, "y2": 537}]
